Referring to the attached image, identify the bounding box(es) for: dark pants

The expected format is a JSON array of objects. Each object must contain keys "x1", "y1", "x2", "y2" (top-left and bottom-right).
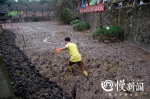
[{"x1": 68, "y1": 61, "x2": 84, "y2": 71}]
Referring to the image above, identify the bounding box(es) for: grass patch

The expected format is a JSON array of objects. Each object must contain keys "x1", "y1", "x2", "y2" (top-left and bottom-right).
[{"x1": 5, "y1": 11, "x2": 23, "y2": 17}]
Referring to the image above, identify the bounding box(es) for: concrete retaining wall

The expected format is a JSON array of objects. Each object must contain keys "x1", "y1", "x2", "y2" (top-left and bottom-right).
[{"x1": 79, "y1": 3, "x2": 150, "y2": 53}]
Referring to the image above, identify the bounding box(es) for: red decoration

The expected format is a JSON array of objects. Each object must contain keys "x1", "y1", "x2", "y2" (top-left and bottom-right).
[{"x1": 79, "y1": 4, "x2": 104, "y2": 13}]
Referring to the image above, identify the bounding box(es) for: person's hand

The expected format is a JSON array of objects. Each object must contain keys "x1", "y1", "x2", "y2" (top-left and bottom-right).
[{"x1": 55, "y1": 48, "x2": 62, "y2": 53}]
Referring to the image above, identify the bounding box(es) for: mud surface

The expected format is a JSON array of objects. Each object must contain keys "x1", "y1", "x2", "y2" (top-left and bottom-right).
[
  {"x1": 2, "y1": 22, "x2": 150, "y2": 99},
  {"x1": 0, "y1": 30, "x2": 71, "y2": 99}
]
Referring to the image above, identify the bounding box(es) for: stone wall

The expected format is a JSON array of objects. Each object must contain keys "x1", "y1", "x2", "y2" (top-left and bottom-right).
[
  {"x1": 79, "y1": 3, "x2": 150, "y2": 52},
  {"x1": 0, "y1": 30, "x2": 15, "y2": 99}
]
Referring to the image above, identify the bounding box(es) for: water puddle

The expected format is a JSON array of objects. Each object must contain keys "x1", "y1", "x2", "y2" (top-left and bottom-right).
[{"x1": 55, "y1": 32, "x2": 68, "y2": 34}]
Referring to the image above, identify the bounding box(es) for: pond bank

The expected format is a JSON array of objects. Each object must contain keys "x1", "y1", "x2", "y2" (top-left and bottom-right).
[{"x1": 0, "y1": 30, "x2": 71, "y2": 99}]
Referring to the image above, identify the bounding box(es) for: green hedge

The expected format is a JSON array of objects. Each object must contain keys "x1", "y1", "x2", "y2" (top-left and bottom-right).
[
  {"x1": 93, "y1": 26, "x2": 124, "y2": 42},
  {"x1": 32, "y1": 17, "x2": 39, "y2": 22},
  {"x1": 70, "y1": 20, "x2": 79, "y2": 25},
  {"x1": 72, "y1": 22, "x2": 90, "y2": 31}
]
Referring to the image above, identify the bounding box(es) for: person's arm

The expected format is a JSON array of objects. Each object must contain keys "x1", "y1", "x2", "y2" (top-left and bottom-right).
[
  {"x1": 60, "y1": 46, "x2": 67, "y2": 50},
  {"x1": 60, "y1": 44, "x2": 68, "y2": 51}
]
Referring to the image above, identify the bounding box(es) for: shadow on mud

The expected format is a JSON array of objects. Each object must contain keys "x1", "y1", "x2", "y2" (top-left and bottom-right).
[{"x1": 0, "y1": 30, "x2": 71, "y2": 99}]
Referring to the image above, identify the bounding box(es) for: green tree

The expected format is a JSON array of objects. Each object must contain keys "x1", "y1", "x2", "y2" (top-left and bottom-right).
[
  {"x1": 0, "y1": 0, "x2": 6, "y2": 4},
  {"x1": 0, "y1": 0, "x2": 15, "y2": 8},
  {"x1": 55, "y1": 0, "x2": 80, "y2": 24}
]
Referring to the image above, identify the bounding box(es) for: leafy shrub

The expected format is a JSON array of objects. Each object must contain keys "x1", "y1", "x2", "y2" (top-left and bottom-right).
[
  {"x1": 32, "y1": 17, "x2": 39, "y2": 22},
  {"x1": 72, "y1": 22, "x2": 90, "y2": 31},
  {"x1": 70, "y1": 20, "x2": 79, "y2": 25},
  {"x1": 93, "y1": 26, "x2": 124, "y2": 42},
  {"x1": 55, "y1": 0, "x2": 79, "y2": 24},
  {"x1": 59, "y1": 8, "x2": 75, "y2": 24}
]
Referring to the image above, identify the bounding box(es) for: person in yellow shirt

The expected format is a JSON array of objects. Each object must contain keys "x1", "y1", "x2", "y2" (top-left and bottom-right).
[{"x1": 59, "y1": 37, "x2": 88, "y2": 76}]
